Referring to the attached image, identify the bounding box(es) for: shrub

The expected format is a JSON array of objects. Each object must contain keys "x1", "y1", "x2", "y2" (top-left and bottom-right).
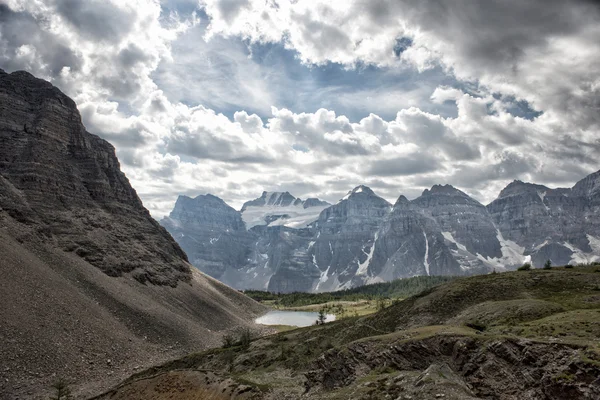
[
  {"x1": 543, "y1": 260, "x2": 552, "y2": 270},
  {"x1": 222, "y1": 333, "x2": 235, "y2": 349},
  {"x1": 565, "y1": 264, "x2": 574, "y2": 269},
  {"x1": 518, "y1": 263, "x2": 532, "y2": 271},
  {"x1": 466, "y1": 321, "x2": 487, "y2": 332}
]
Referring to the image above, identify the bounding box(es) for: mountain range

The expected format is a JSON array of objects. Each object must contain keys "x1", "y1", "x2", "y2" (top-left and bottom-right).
[{"x1": 162, "y1": 173, "x2": 600, "y2": 293}]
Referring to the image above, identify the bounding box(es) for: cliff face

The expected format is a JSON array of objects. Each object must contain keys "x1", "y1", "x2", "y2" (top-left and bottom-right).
[
  {"x1": 0, "y1": 69, "x2": 189, "y2": 286},
  {"x1": 487, "y1": 175, "x2": 600, "y2": 267},
  {"x1": 0, "y1": 69, "x2": 265, "y2": 399},
  {"x1": 309, "y1": 186, "x2": 392, "y2": 290}
]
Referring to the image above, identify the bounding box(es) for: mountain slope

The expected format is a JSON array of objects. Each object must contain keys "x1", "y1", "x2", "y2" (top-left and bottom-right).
[{"x1": 0, "y1": 69, "x2": 265, "y2": 399}]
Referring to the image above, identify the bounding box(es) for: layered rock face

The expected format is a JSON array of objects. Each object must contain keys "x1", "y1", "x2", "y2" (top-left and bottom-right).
[
  {"x1": 0, "y1": 69, "x2": 264, "y2": 399},
  {"x1": 368, "y1": 196, "x2": 460, "y2": 281},
  {"x1": 310, "y1": 186, "x2": 392, "y2": 290},
  {"x1": 0, "y1": 68, "x2": 189, "y2": 286}
]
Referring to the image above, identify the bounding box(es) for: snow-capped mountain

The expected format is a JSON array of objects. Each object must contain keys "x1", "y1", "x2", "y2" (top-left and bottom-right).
[
  {"x1": 241, "y1": 191, "x2": 331, "y2": 229},
  {"x1": 161, "y1": 170, "x2": 600, "y2": 293}
]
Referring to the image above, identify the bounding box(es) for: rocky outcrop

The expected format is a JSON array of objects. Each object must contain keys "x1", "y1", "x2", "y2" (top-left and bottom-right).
[
  {"x1": 306, "y1": 334, "x2": 600, "y2": 399},
  {"x1": 0, "y1": 68, "x2": 189, "y2": 286},
  {"x1": 0, "y1": 69, "x2": 265, "y2": 399}
]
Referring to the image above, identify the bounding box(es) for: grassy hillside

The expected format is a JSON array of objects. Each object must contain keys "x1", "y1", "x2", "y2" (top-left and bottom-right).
[{"x1": 95, "y1": 265, "x2": 600, "y2": 400}]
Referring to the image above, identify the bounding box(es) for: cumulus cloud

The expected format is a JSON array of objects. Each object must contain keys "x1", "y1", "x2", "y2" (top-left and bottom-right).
[{"x1": 1, "y1": 0, "x2": 598, "y2": 217}]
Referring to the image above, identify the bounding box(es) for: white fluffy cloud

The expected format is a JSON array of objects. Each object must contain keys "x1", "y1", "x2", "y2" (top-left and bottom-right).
[{"x1": 1, "y1": 0, "x2": 599, "y2": 217}]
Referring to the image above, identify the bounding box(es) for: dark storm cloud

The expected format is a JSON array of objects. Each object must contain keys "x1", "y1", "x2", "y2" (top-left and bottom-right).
[
  {"x1": 449, "y1": 151, "x2": 538, "y2": 188},
  {"x1": 54, "y1": 0, "x2": 135, "y2": 42},
  {"x1": 390, "y1": 0, "x2": 600, "y2": 128},
  {"x1": 0, "y1": 4, "x2": 82, "y2": 77},
  {"x1": 366, "y1": 153, "x2": 442, "y2": 177}
]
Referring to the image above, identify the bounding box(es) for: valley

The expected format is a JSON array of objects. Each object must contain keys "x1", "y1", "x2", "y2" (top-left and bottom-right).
[{"x1": 94, "y1": 264, "x2": 600, "y2": 399}]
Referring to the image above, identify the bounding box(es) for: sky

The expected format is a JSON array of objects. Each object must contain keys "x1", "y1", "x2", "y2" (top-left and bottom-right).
[{"x1": 1, "y1": 0, "x2": 599, "y2": 217}]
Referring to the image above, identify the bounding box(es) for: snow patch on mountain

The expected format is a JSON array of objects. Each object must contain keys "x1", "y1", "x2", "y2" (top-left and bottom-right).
[
  {"x1": 563, "y1": 241, "x2": 600, "y2": 264},
  {"x1": 242, "y1": 204, "x2": 328, "y2": 229},
  {"x1": 423, "y1": 231, "x2": 430, "y2": 276},
  {"x1": 356, "y1": 233, "x2": 378, "y2": 276}
]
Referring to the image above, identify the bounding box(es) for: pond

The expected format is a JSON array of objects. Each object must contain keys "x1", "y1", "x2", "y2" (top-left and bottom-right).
[{"x1": 255, "y1": 310, "x2": 336, "y2": 327}]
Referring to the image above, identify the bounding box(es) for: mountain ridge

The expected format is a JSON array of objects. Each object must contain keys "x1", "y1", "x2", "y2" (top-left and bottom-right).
[{"x1": 164, "y1": 171, "x2": 600, "y2": 292}]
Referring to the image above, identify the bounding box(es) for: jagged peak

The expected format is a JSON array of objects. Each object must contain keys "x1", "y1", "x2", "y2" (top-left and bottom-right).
[
  {"x1": 241, "y1": 190, "x2": 297, "y2": 211},
  {"x1": 393, "y1": 195, "x2": 410, "y2": 207},
  {"x1": 421, "y1": 184, "x2": 468, "y2": 197},
  {"x1": 303, "y1": 197, "x2": 331, "y2": 209},
  {"x1": 339, "y1": 185, "x2": 375, "y2": 200}
]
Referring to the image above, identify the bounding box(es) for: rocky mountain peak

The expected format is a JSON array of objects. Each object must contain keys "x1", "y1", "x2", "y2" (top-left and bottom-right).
[
  {"x1": 392, "y1": 194, "x2": 411, "y2": 208},
  {"x1": 339, "y1": 185, "x2": 380, "y2": 202},
  {"x1": 241, "y1": 190, "x2": 297, "y2": 211},
  {"x1": 422, "y1": 184, "x2": 468, "y2": 197},
  {"x1": 572, "y1": 169, "x2": 600, "y2": 198},
  {"x1": 496, "y1": 180, "x2": 552, "y2": 199},
  {"x1": 303, "y1": 197, "x2": 331, "y2": 209},
  {"x1": 166, "y1": 193, "x2": 245, "y2": 232}
]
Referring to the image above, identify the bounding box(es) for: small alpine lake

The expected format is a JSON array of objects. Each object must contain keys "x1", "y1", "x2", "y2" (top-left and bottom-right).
[{"x1": 255, "y1": 310, "x2": 336, "y2": 327}]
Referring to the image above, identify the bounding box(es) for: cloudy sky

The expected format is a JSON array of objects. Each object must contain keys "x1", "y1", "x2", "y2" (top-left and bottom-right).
[{"x1": 1, "y1": 0, "x2": 599, "y2": 216}]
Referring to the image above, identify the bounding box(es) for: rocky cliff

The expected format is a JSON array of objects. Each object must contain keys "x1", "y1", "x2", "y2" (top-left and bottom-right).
[
  {"x1": 0, "y1": 68, "x2": 189, "y2": 286},
  {"x1": 0, "y1": 69, "x2": 265, "y2": 399},
  {"x1": 487, "y1": 174, "x2": 600, "y2": 267}
]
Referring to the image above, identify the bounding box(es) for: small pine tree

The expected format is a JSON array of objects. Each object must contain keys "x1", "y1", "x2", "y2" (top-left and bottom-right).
[
  {"x1": 376, "y1": 298, "x2": 387, "y2": 311},
  {"x1": 50, "y1": 378, "x2": 72, "y2": 400},
  {"x1": 239, "y1": 328, "x2": 252, "y2": 350},
  {"x1": 543, "y1": 259, "x2": 552, "y2": 270},
  {"x1": 317, "y1": 308, "x2": 327, "y2": 325}
]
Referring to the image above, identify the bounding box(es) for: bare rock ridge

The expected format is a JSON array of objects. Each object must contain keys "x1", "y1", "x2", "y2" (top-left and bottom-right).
[
  {"x1": 164, "y1": 171, "x2": 600, "y2": 293},
  {"x1": 0, "y1": 68, "x2": 189, "y2": 286},
  {"x1": 0, "y1": 69, "x2": 265, "y2": 399}
]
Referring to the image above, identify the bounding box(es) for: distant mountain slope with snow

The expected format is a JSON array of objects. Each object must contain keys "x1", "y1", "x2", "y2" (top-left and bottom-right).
[
  {"x1": 163, "y1": 170, "x2": 600, "y2": 292},
  {"x1": 241, "y1": 191, "x2": 331, "y2": 229}
]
